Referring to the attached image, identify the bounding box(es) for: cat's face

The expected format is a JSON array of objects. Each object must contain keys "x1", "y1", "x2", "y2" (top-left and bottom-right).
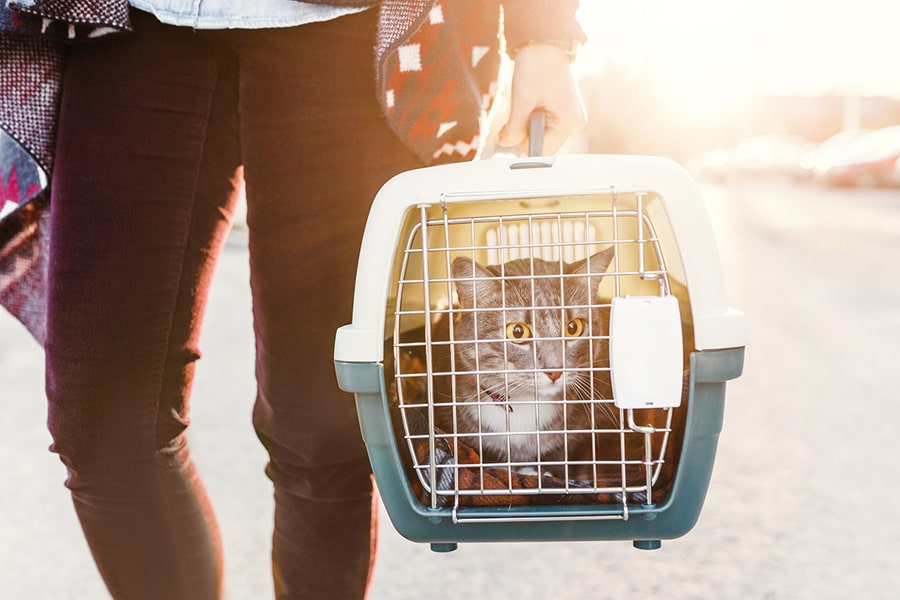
[{"x1": 450, "y1": 248, "x2": 615, "y2": 415}]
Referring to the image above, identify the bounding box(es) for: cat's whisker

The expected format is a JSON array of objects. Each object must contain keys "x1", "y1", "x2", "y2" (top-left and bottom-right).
[
  {"x1": 593, "y1": 402, "x2": 620, "y2": 428},
  {"x1": 562, "y1": 375, "x2": 620, "y2": 427}
]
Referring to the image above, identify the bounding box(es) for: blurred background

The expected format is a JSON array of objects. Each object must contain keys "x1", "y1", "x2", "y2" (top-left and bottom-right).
[
  {"x1": 575, "y1": 0, "x2": 900, "y2": 187},
  {"x1": 2, "y1": 2, "x2": 899, "y2": 598}
]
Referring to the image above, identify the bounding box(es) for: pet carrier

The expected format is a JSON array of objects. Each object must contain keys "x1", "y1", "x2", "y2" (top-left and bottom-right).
[{"x1": 334, "y1": 150, "x2": 746, "y2": 552}]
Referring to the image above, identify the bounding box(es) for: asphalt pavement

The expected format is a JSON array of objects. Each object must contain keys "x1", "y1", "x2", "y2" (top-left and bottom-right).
[{"x1": 2, "y1": 179, "x2": 899, "y2": 598}]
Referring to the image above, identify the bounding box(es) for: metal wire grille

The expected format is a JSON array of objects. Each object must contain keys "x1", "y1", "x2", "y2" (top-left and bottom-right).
[{"x1": 391, "y1": 192, "x2": 683, "y2": 518}]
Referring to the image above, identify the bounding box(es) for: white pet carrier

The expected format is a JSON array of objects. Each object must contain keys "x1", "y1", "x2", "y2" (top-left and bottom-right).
[{"x1": 334, "y1": 151, "x2": 746, "y2": 552}]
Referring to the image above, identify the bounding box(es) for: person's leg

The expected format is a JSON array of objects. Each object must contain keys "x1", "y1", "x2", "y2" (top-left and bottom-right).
[
  {"x1": 45, "y1": 12, "x2": 242, "y2": 599},
  {"x1": 235, "y1": 10, "x2": 423, "y2": 599}
]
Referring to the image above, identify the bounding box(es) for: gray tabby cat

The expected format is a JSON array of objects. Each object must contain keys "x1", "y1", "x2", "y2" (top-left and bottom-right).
[{"x1": 440, "y1": 247, "x2": 616, "y2": 475}]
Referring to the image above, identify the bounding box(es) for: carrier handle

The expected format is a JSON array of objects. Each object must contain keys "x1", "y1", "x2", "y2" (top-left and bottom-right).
[
  {"x1": 509, "y1": 110, "x2": 551, "y2": 169},
  {"x1": 528, "y1": 109, "x2": 546, "y2": 157}
]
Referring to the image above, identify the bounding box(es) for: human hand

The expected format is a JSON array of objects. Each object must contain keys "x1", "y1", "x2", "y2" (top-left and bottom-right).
[{"x1": 498, "y1": 43, "x2": 587, "y2": 155}]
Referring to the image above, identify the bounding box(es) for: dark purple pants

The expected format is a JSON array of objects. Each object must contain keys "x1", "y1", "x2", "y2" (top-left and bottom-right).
[{"x1": 45, "y1": 9, "x2": 420, "y2": 599}]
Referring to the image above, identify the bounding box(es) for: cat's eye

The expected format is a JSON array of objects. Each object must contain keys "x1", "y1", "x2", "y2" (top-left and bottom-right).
[
  {"x1": 565, "y1": 318, "x2": 585, "y2": 337},
  {"x1": 505, "y1": 322, "x2": 532, "y2": 342}
]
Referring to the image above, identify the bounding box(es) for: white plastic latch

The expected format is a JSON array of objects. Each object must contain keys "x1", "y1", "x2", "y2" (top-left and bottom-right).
[{"x1": 610, "y1": 295, "x2": 683, "y2": 409}]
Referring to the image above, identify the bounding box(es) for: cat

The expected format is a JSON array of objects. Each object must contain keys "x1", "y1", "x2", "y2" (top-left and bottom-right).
[{"x1": 432, "y1": 247, "x2": 617, "y2": 476}]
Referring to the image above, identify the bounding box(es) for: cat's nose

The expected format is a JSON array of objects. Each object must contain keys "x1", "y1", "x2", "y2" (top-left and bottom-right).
[{"x1": 544, "y1": 370, "x2": 562, "y2": 383}]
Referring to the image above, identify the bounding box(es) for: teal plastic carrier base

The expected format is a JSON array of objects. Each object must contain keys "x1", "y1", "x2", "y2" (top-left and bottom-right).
[{"x1": 334, "y1": 155, "x2": 746, "y2": 552}]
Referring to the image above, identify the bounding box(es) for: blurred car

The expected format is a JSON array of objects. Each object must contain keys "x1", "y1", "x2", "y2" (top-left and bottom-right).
[
  {"x1": 695, "y1": 134, "x2": 813, "y2": 181},
  {"x1": 815, "y1": 125, "x2": 900, "y2": 187},
  {"x1": 798, "y1": 129, "x2": 870, "y2": 181}
]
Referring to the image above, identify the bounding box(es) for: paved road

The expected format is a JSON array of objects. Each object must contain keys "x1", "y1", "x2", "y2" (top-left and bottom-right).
[{"x1": 2, "y1": 179, "x2": 899, "y2": 598}]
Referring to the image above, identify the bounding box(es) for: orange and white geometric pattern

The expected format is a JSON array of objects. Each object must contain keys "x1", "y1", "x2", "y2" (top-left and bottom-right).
[{"x1": 381, "y1": 1, "x2": 501, "y2": 164}]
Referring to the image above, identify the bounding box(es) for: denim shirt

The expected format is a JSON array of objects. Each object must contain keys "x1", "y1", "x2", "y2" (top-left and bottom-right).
[{"x1": 129, "y1": 0, "x2": 374, "y2": 29}]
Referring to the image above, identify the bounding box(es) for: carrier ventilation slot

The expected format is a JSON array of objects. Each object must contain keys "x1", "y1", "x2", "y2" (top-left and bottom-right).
[{"x1": 485, "y1": 220, "x2": 599, "y2": 265}]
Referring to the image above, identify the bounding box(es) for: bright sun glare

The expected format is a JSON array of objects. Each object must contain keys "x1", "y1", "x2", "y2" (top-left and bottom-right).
[{"x1": 576, "y1": 0, "x2": 900, "y2": 108}]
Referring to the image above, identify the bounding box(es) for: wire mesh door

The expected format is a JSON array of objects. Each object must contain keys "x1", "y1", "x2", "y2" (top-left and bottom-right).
[{"x1": 390, "y1": 191, "x2": 688, "y2": 520}]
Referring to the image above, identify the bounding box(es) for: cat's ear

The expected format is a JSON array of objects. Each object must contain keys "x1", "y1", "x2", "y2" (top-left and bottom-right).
[
  {"x1": 570, "y1": 246, "x2": 615, "y2": 276},
  {"x1": 569, "y1": 246, "x2": 616, "y2": 299},
  {"x1": 452, "y1": 256, "x2": 499, "y2": 308},
  {"x1": 587, "y1": 246, "x2": 616, "y2": 275}
]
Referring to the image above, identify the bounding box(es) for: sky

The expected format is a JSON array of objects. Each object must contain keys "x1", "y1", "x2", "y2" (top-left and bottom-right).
[{"x1": 575, "y1": 1, "x2": 900, "y2": 104}]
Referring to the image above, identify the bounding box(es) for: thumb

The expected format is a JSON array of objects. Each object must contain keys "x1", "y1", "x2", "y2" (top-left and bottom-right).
[
  {"x1": 498, "y1": 103, "x2": 533, "y2": 150},
  {"x1": 500, "y1": 108, "x2": 565, "y2": 156},
  {"x1": 539, "y1": 122, "x2": 569, "y2": 157}
]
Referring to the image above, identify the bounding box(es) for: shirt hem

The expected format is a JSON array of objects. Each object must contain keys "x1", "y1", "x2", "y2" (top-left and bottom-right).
[{"x1": 127, "y1": 2, "x2": 373, "y2": 30}]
